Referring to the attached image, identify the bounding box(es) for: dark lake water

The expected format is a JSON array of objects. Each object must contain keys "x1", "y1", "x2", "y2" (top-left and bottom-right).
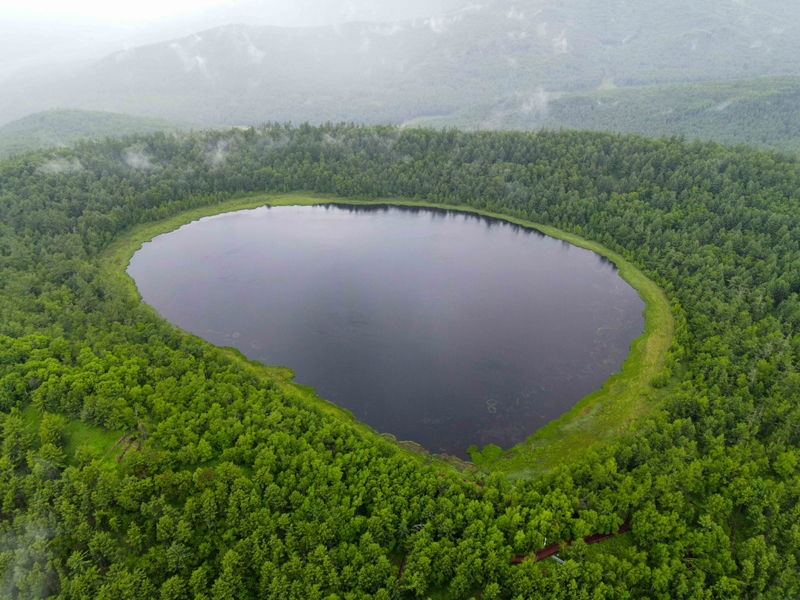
[{"x1": 128, "y1": 204, "x2": 645, "y2": 458}]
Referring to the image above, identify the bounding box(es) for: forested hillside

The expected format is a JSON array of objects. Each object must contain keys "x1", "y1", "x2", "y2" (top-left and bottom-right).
[
  {"x1": 408, "y1": 76, "x2": 800, "y2": 156},
  {"x1": 0, "y1": 110, "x2": 196, "y2": 159},
  {"x1": 2, "y1": 0, "x2": 799, "y2": 127},
  {"x1": 1, "y1": 125, "x2": 800, "y2": 598}
]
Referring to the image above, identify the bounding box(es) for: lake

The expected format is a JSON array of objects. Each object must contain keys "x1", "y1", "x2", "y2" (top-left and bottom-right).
[{"x1": 128, "y1": 204, "x2": 645, "y2": 458}]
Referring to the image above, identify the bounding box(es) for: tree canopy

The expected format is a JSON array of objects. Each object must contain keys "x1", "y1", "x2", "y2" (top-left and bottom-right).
[{"x1": 0, "y1": 124, "x2": 799, "y2": 598}]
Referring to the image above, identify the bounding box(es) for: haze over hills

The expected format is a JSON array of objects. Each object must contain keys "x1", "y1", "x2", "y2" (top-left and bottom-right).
[
  {"x1": 0, "y1": 109, "x2": 198, "y2": 158},
  {"x1": 0, "y1": 0, "x2": 470, "y2": 83},
  {"x1": 408, "y1": 75, "x2": 800, "y2": 155},
  {"x1": 2, "y1": 0, "x2": 799, "y2": 131}
]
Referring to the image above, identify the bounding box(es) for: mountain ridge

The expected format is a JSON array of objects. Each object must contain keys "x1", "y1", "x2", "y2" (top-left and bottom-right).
[
  {"x1": 0, "y1": 109, "x2": 197, "y2": 158},
  {"x1": 2, "y1": 0, "x2": 799, "y2": 128}
]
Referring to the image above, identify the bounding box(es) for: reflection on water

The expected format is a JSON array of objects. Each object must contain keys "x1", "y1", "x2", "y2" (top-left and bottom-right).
[{"x1": 128, "y1": 204, "x2": 645, "y2": 458}]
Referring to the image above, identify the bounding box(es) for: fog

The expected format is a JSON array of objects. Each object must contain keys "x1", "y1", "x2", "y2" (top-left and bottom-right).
[
  {"x1": 1, "y1": 0, "x2": 799, "y2": 155},
  {"x1": 0, "y1": 0, "x2": 469, "y2": 80}
]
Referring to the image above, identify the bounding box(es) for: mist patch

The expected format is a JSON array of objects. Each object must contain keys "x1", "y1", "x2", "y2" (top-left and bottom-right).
[
  {"x1": 37, "y1": 157, "x2": 83, "y2": 175},
  {"x1": 124, "y1": 147, "x2": 156, "y2": 171}
]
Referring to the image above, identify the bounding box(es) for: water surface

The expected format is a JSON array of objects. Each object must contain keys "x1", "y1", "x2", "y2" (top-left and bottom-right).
[{"x1": 128, "y1": 204, "x2": 645, "y2": 457}]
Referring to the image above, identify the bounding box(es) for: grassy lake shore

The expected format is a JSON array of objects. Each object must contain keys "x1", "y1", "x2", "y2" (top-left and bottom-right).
[{"x1": 101, "y1": 191, "x2": 675, "y2": 476}]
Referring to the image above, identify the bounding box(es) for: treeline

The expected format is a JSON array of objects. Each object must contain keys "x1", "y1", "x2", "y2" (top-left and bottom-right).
[
  {"x1": 544, "y1": 80, "x2": 800, "y2": 155},
  {"x1": 0, "y1": 124, "x2": 799, "y2": 598},
  {"x1": 411, "y1": 76, "x2": 800, "y2": 156},
  {"x1": 0, "y1": 110, "x2": 197, "y2": 160},
  {"x1": 5, "y1": 0, "x2": 799, "y2": 131}
]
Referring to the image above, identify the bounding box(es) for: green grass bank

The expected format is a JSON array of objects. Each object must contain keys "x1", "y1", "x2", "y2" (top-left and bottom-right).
[{"x1": 101, "y1": 192, "x2": 675, "y2": 475}]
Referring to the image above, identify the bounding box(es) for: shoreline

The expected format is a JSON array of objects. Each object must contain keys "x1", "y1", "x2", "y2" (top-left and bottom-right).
[{"x1": 101, "y1": 191, "x2": 675, "y2": 476}]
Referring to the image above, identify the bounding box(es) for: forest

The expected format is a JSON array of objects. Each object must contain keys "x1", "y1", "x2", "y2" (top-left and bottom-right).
[
  {"x1": 0, "y1": 111, "x2": 196, "y2": 160},
  {"x1": 409, "y1": 76, "x2": 800, "y2": 156},
  {"x1": 1, "y1": 124, "x2": 800, "y2": 598},
  {"x1": 3, "y1": 0, "x2": 799, "y2": 129}
]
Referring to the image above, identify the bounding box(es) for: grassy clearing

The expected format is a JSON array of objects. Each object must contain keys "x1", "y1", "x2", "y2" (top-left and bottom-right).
[
  {"x1": 101, "y1": 191, "x2": 674, "y2": 475},
  {"x1": 63, "y1": 419, "x2": 126, "y2": 468},
  {"x1": 21, "y1": 404, "x2": 124, "y2": 469}
]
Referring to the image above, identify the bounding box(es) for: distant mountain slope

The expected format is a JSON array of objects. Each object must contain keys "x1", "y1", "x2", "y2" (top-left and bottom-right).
[
  {"x1": 0, "y1": 0, "x2": 470, "y2": 83},
  {"x1": 0, "y1": 109, "x2": 197, "y2": 158},
  {"x1": 407, "y1": 76, "x2": 800, "y2": 156},
  {"x1": 197, "y1": 0, "x2": 471, "y2": 28},
  {"x1": 2, "y1": 0, "x2": 799, "y2": 128}
]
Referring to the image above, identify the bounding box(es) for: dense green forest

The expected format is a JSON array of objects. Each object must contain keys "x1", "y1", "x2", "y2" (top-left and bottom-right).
[
  {"x1": 1, "y1": 125, "x2": 800, "y2": 598},
  {"x1": 0, "y1": 110, "x2": 197, "y2": 159},
  {"x1": 408, "y1": 76, "x2": 800, "y2": 156},
  {"x1": 8, "y1": 75, "x2": 800, "y2": 164}
]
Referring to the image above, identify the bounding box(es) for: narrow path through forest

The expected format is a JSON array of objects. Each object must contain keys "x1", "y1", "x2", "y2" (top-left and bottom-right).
[
  {"x1": 512, "y1": 519, "x2": 632, "y2": 563},
  {"x1": 397, "y1": 519, "x2": 632, "y2": 580}
]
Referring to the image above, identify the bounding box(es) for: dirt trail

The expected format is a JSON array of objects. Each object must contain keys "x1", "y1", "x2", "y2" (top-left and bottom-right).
[
  {"x1": 398, "y1": 519, "x2": 632, "y2": 581},
  {"x1": 512, "y1": 519, "x2": 632, "y2": 564}
]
